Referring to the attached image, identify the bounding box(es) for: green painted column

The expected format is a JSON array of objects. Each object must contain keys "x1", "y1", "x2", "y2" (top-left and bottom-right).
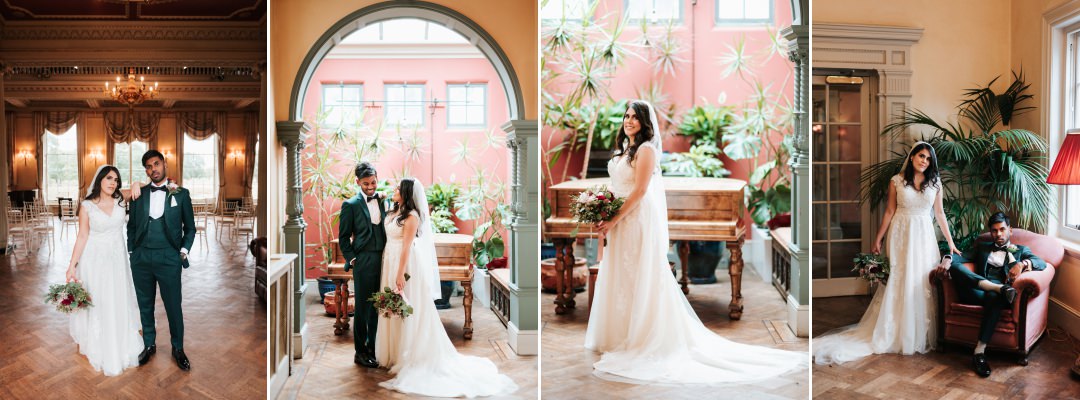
[
  {"x1": 276, "y1": 121, "x2": 310, "y2": 358},
  {"x1": 783, "y1": 23, "x2": 810, "y2": 337},
  {"x1": 504, "y1": 120, "x2": 538, "y2": 355}
]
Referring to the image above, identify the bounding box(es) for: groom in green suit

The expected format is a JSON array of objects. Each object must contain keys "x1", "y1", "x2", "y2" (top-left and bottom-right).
[
  {"x1": 939, "y1": 212, "x2": 1045, "y2": 378},
  {"x1": 339, "y1": 162, "x2": 386, "y2": 368},
  {"x1": 127, "y1": 150, "x2": 196, "y2": 371}
]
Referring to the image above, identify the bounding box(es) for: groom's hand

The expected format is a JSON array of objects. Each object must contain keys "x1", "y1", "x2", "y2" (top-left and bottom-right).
[{"x1": 1008, "y1": 261, "x2": 1027, "y2": 282}]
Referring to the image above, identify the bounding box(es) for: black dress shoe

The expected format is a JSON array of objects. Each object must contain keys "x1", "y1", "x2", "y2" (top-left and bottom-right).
[
  {"x1": 1002, "y1": 285, "x2": 1018, "y2": 304},
  {"x1": 138, "y1": 345, "x2": 156, "y2": 365},
  {"x1": 354, "y1": 352, "x2": 378, "y2": 368},
  {"x1": 973, "y1": 353, "x2": 992, "y2": 378},
  {"x1": 172, "y1": 348, "x2": 191, "y2": 371}
]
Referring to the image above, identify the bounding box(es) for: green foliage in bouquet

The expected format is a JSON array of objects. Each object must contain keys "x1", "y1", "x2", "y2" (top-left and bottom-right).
[
  {"x1": 44, "y1": 282, "x2": 93, "y2": 314},
  {"x1": 369, "y1": 273, "x2": 413, "y2": 319},
  {"x1": 852, "y1": 253, "x2": 891, "y2": 285}
]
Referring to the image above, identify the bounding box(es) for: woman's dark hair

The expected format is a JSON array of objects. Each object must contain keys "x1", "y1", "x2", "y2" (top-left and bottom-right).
[
  {"x1": 613, "y1": 100, "x2": 656, "y2": 167},
  {"x1": 901, "y1": 142, "x2": 940, "y2": 192},
  {"x1": 82, "y1": 166, "x2": 124, "y2": 213},
  {"x1": 390, "y1": 178, "x2": 423, "y2": 236}
]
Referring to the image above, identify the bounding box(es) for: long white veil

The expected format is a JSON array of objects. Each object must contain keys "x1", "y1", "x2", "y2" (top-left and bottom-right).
[{"x1": 404, "y1": 178, "x2": 442, "y2": 299}]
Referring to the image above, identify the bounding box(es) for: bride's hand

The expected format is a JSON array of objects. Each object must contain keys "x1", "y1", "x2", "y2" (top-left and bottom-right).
[
  {"x1": 395, "y1": 274, "x2": 406, "y2": 293},
  {"x1": 65, "y1": 266, "x2": 78, "y2": 283},
  {"x1": 948, "y1": 244, "x2": 962, "y2": 256},
  {"x1": 871, "y1": 240, "x2": 882, "y2": 254},
  {"x1": 596, "y1": 217, "x2": 618, "y2": 236},
  {"x1": 131, "y1": 181, "x2": 144, "y2": 200}
]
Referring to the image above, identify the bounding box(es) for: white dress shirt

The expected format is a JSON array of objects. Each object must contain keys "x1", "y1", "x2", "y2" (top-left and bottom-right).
[
  {"x1": 366, "y1": 194, "x2": 381, "y2": 224},
  {"x1": 149, "y1": 182, "x2": 167, "y2": 219}
]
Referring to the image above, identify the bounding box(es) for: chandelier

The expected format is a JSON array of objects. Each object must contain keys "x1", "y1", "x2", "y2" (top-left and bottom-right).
[{"x1": 104, "y1": 68, "x2": 159, "y2": 107}]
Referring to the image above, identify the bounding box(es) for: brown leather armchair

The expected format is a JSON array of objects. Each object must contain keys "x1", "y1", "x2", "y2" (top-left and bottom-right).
[{"x1": 929, "y1": 229, "x2": 1064, "y2": 364}]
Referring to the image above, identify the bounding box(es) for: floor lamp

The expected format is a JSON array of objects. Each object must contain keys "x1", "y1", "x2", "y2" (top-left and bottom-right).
[{"x1": 1047, "y1": 128, "x2": 1080, "y2": 377}]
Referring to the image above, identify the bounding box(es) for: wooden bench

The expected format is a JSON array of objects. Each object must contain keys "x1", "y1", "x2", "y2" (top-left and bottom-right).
[
  {"x1": 327, "y1": 235, "x2": 475, "y2": 339},
  {"x1": 490, "y1": 268, "x2": 511, "y2": 327}
]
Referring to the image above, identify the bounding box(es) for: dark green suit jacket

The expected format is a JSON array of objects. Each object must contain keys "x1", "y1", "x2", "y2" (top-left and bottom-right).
[
  {"x1": 126, "y1": 185, "x2": 196, "y2": 268},
  {"x1": 950, "y1": 241, "x2": 1046, "y2": 279},
  {"x1": 338, "y1": 193, "x2": 386, "y2": 271}
]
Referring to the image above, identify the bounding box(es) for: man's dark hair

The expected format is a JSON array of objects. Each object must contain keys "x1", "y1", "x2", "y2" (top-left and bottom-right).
[
  {"x1": 988, "y1": 212, "x2": 1011, "y2": 228},
  {"x1": 355, "y1": 162, "x2": 377, "y2": 180},
  {"x1": 142, "y1": 150, "x2": 165, "y2": 167}
]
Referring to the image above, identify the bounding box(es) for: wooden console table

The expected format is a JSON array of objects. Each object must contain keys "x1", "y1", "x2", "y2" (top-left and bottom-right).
[
  {"x1": 326, "y1": 234, "x2": 475, "y2": 339},
  {"x1": 544, "y1": 177, "x2": 748, "y2": 319}
]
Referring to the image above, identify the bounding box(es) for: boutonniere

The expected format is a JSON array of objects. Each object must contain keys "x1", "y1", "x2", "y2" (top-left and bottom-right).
[
  {"x1": 1005, "y1": 244, "x2": 1019, "y2": 253},
  {"x1": 166, "y1": 179, "x2": 181, "y2": 196}
]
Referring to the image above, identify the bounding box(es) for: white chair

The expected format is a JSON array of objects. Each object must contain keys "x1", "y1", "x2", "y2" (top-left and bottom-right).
[
  {"x1": 233, "y1": 203, "x2": 256, "y2": 243},
  {"x1": 59, "y1": 198, "x2": 78, "y2": 239},
  {"x1": 6, "y1": 208, "x2": 32, "y2": 257},
  {"x1": 193, "y1": 203, "x2": 210, "y2": 251},
  {"x1": 216, "y1": 200, "x2": 238, "y2": 241}
]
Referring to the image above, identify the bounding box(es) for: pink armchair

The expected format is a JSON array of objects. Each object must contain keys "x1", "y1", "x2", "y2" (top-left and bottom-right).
[{"x1": 929, "y1": 229, "x2": 1064, "y2": 365}]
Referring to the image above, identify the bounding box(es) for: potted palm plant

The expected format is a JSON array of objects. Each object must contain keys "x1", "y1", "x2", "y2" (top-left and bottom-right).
[{"x1": 859, "y1": 71, "x2": 1050, "y2": 251}]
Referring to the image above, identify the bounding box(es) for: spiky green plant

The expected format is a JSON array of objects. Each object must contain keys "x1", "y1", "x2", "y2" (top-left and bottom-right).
[{"x1": 859, "y1": 72, "x2": 1049, "y2": 251}]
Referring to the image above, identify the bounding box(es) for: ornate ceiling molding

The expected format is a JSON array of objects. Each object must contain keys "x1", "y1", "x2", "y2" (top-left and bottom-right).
[{"x1": 1, "y1": 24, "x2": 263, "y2": 41}]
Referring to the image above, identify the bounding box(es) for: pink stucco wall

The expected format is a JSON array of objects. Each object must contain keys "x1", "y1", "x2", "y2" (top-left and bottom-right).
[
  {"x1": 544, "y1": 0, "x2": 795, "y2": 198},
  {"x1": 300, "y1": 57, "x2": 510, "y2": 277}
]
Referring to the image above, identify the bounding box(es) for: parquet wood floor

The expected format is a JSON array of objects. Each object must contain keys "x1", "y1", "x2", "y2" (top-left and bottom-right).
[
  {"x1": 0, "y1": 223, "x2": 266, "y2": 400},
  {"x1": 277, "y1": 287, "x2": 539, "y2": 399},
  {"x1": 812, "y1": 296, "x2": 1080, "y2": 399},
  {"x1": 541, "y1": 267, "x2": 810, "y2": 399}
]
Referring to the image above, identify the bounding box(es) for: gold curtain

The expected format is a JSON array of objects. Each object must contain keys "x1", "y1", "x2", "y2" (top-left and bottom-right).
[{"x1": 243, "y1": 111, "x2": 258, "y2": 199}]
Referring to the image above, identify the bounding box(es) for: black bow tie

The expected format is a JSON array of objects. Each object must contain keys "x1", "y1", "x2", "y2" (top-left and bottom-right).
[
  {"x1": 149, "y1": 186, "x2": 166, "y2": 192},
  {"x1": 366, "y1": 194, "x2": 379, "y2": 202}
]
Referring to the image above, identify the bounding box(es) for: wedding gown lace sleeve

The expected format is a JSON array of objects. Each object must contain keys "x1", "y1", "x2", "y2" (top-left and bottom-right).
[{"x1": 584, "y1": 142, "x2": 808, "y2": 384}]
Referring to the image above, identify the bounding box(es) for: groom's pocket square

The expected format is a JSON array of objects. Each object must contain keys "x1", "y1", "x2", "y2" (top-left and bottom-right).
[{"x1": 171, "y1": 197, "x2": 178, "y2": 207}]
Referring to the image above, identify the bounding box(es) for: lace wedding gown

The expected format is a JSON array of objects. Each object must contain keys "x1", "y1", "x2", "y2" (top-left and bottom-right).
[
  {"x1": 813, "y1": 175, "x2": 939, "y2": 364},
  {"x1": 69, "y1": 200, "x2": 144, "y2": 376},
  {"x1": 584, "y1": 142, "x2": 807, "y2": 384},
  {"x1": 375, "y1": 211, "x2": 518, "y2": 398}
]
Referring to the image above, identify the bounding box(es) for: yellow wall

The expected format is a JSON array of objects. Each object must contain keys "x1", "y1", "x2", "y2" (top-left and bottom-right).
[
  {"x1": 816, "y1": 0, "x2": 1012, "y2": 124},
  {"x1": 267, "y1": 0, "x2": 537, "y2": 252}
]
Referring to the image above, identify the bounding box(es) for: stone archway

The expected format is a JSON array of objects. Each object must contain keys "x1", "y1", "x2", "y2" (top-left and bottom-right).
[{"x1": 275, "y1": 1, "x2": 538, "y2": 361}]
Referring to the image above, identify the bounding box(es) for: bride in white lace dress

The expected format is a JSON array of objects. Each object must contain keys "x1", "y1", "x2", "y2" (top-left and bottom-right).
[
  {"x1": 65, "y1": 165, "x2": 145, "y2": 376},
  {"x1": 375, "y1": 178, "x2": 517, "y2": 397},
  {"x1": 584, "y1": 100, "x2": 807, "y2": 385},
  {"x1": 813, "y1": 142, "x2": 961, "y2": 364}
]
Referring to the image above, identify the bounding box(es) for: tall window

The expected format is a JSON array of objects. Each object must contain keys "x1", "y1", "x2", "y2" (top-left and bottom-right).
[
  {"x1": 321, "y1": 84, "x2": 364, "y2": 128},
  {"x1": 716, "y1": 0, "x2": 773, "y2": 25},
  {"x1": 625, "y1": 0, "x2": 682, "y2": 24},
  {"x1": 541, "y1": 0, "x2": 590, "y2": 20},
  {"x1": 114, "y1": 140, "x2": 148, "y2": 187},
  {"x1": 447, "y1": 84, "x2": 487, "y2": 129},
  {"x1": 183, "y1": 134, "x2": 219, "y2": 201},
  {"x1": 1062, "y1": 30, "x2": 1080, "y2": 239},
  {"x1": 385, "y1": 84, "x2": 425, "y2": 129},
  {"x1": 43, "y1": 125, "x2": 78, "y2": 201},
  {"x1": 252, "y1": 141, "x2": 260, "y2": 202}
]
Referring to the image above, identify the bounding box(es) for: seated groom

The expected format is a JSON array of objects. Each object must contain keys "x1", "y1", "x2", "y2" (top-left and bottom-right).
[{"x1": 936, "y1": 212, "x2": 1046, "y2": 378}]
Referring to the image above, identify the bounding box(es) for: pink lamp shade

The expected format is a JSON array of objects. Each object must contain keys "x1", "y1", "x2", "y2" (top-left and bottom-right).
[{"x1": 1048, "y1": 129, "x2": 1080, "y2": 185}]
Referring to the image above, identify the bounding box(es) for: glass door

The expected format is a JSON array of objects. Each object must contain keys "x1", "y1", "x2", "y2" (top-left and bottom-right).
[{"x1": 812, "y1": 74, "x2": 876, "y2": 297}]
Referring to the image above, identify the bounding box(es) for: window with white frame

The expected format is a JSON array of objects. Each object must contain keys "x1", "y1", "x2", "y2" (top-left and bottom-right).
[
  {"x1": 252, "y1": 141, "x2": 260, "y2": 202},
  {"x1": 716, "y1": 0, "x2": 772, "y2": 25},
  {"x1": 385, "y1": 84, "x2": 425, "y2": 129},
  {"x1": 625, "y1": 0, "x2": 682, "y2": 24},
  {"x1": 321, "y1": 84, "x2": 364, "y2": 128},
  {"x1": 1062, "y1": 29, "x2": 1080, "y2": 239},
  {"x1": 447, "y1": 84, "x2": 487, "y2": 129},
  {"x1": 541, "y1": 0, "x2": 591, "y2": 21},
  {"x1": 114, "y1": 140, "x2": 148, "y2": 188},
  {"x1": 182, "y1": 134, "x2": 218, "y2": 201},
  {"x1": 43, "y1": 125, "x2": 78, "y2": 201}
]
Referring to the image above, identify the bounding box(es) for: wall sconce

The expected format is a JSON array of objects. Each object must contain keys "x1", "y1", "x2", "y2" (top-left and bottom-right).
[
  {"x1": 89, "y1": 149, "x2": 104, "y2": 168},
  {"x1": 163, "y1": 149, "x2": 174, "y2": 160},
  {"x1": 17, "y1": 149, "x2": 32, "y2": 166},
  {"x1": 228, "y1": 149, "x2": 244, "y2": 166}
]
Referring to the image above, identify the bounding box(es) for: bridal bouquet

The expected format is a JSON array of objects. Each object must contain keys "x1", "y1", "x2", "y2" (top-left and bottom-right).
[
  {"x1": 44, "y1": 282, "x2": 93, "y2": 314},
  {"x1": 852, "y1": 253, "x2": 890, "y2": 285},
  {"x1": 369, "y1": 273, "x2": 413, "y2": 318},
  {"x1": 570, "y1": 185, "x2": 624, "y2": 225}
]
